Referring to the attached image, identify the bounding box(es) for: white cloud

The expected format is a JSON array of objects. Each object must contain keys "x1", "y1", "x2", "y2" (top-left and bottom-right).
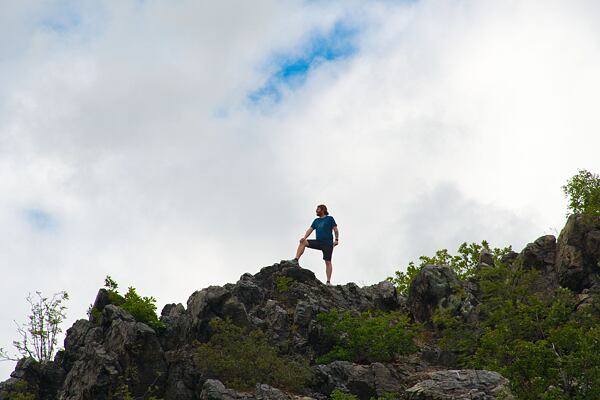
[{"x1": 2, "y1": 0, "x2": 600, "y2": 379}]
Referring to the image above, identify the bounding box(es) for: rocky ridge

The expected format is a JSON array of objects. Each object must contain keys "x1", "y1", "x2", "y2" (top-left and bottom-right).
[{"x1": 1, "y1": 214, "x2": 599, "y2": 400}]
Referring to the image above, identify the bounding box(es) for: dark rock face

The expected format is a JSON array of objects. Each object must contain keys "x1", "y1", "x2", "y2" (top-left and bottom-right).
[
  {"x1": 405, "y1": 369, "x2": 514, "y2": 399},
  {"x1": 0, "y1": 358, "x2": 65, "y2": 400},
  {"x1": 513, "y1": 235, "x2": 559, "y2": 296},
  {"x1": 58, "y1": 305, "x2": 167, "y2": 400},
  {"x1": 407, "y1": 265, "x2": 475, "y2": 323},
  {"x1": 162, "y1": 347, "x2": 199, "y2": 400},
  {"x1": 555, "y1": 215, "x2": 600, "y2": 291},
  {"x1": 517, "y1": 235, "x2": 557, "y2": 271}
]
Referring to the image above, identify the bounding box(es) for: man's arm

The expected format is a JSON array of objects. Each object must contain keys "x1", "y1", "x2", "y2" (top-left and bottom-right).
[
  {"x1": 333, "y1": 225, "x2": 339, "y2": 245},
  {"x1": 300, "y1": 227, "x2": 314, "y2": 242}
]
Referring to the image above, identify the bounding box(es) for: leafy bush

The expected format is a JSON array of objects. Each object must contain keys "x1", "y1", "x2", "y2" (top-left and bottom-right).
[
  {"x1": 562, "y1": 169, "x2": 600, "y2": 218},
  {"x1": 330, "y1": 389, "x2": 357, "y2": 400},
  {"x1": 436, "y1": 261, "x2": 600, "y2": 399},
  {"x1": 386, "y1": 261, "x2": 420, "y2": 297},
  {"x1": 387, "y1": 241, "x2": 512, "y2": 295},
  {"x1": 0, "y1": 381, "x2": 35, "y2": 400},
  {"x1": 432, "y1": 308, "x2": 478, "y2": 365},
  {"x1": 90, "y1": 276, "x2": 165, "y2": 331},
  {"x1": 194, "y1": 318, "x2": 312, "y2": 392},
  {"x1": 275, "y1": 276, "x2": 295, "y2": 293},
  {"x1": 316, "y1": 309, "x2": 419, "y2": 364}
]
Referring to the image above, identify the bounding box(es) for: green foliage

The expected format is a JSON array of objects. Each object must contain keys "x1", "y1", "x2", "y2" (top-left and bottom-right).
[
  {"x1": 330, "y1": 390, "x2": 357, "y2": 400},
  {"x1": 432, "y1": 308, "x2": 477, "y2": 365},
  {"x1": 562, "y1": 169, "x2": 600, "y2": 218},
  {"x1": 121, "y1": 286, "x2": 164, "y2": 331},
  {"x1": 104, "y1": 275, "x2": 119, "y2": 291},
  {"x1": 316, "y1": 309, "x2": 419, "y2": 364},
  {"x1": 93, "y1": 275, "x2": 165, "y2": 331},
  {"x1": 0, "y1": 380, "x2": 35, "y2": 400},
  {"x1": 89, "y1": 306, "x2": 102, "y2": 326},
  {"x1": 436, "y1": 261, "x2": 600, "y2": 399},
  {"x1": 386, "y1": 261, "x2": 420, "y2": 297},
  {"x1": 387, "y1": 241, "x2": 512, "y2": 295},
  {"x1": 0, "y1": 291, "x2": 69, "y2": 363},
  {"x1": 1, "y1": 382, "x2": 34, "y2": 400},
  {"x1": 275, "y1": 276, "x2": 296, "y2": 293},
  {"x1": 194, "y1": 318, "x2": 312, "y2": 392}
]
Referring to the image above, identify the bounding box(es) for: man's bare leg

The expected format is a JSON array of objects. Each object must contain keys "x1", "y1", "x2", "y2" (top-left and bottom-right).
[
  {"x1": 325, "y1": 260, "x2": 333, "y2": 283},
  {"x1": 295, "y1": 241, "x2": 308, "y2": 260}
]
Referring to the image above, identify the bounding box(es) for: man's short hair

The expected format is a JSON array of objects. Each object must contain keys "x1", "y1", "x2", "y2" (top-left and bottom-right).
[{"x1": 317, "y1": 204, "x2": 329, "y2": 215}]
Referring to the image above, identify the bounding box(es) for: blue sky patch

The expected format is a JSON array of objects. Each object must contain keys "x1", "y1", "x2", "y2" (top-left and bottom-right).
[
  {"x1": 249, "y1": 21, "x2": 359, "y2": 105},
  {"x1": 39, "y1": 6, "x2": 81, "y2": 34},
  {"x1": 24, "y1": 208, "x2": 57, "y2": 232}
]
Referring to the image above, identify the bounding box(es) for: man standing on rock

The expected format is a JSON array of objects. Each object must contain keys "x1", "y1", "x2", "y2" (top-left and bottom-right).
[{"x1": 291, "y1": 204, "x2": 339, "y2": 285}]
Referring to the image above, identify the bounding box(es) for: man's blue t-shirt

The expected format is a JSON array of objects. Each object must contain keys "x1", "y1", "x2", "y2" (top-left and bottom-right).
[{"x1": 311, "y1": 215, "x2": 337, "y2": 246}]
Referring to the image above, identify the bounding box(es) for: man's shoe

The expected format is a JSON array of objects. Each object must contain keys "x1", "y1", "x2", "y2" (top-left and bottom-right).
[
  {"x1": 326, "y1": 281, "x2": 331, "y2": 286},
  {"x1": 288, "y1": 258, "x2": 300, "y2": 266}
]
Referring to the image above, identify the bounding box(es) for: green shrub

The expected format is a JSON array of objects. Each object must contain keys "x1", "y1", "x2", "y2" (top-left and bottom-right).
[
  {"x1": 316, "y1": 309, "x2": 419, "y2": 364},
  {"x1": 436, "y1": 261, "x2": 600, "y2": 399},
  {"x1": 275, "y1": 276, "x2": 295, "y2": 293},
  {"x1": 432, "y1": 308, "x2": 477, "y2": 365},
  {"x1": 194, "y1": 318, "x2": 312, "y2": 392},
  {"x1": 386, "y1": 261, "x2": 420, "y2": 297},
  {"x1": 562, "y1": 169, "x2": 600, "y2": 218},
  {"x1": 330, "y1": 389, "x2": 357, "y2": 400},
  {"x1": 0, "y1": 381, "x2": 35, "y2": 400},
  {"x1": 388, "y1": 241, "x2": 512, "y2": 295},
  {"x1": 90, "y1": 276, "x2": 165, "y2": 331}
]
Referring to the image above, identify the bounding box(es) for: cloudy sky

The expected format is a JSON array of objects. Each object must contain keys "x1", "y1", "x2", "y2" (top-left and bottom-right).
[{"x1": 2, "y1": 0, "x2": 600, "y2": 378}]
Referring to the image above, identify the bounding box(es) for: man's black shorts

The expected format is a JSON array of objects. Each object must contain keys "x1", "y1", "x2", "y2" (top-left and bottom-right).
[{"x1": 306, "y1": 239, "x2": 334, "y2": 261}]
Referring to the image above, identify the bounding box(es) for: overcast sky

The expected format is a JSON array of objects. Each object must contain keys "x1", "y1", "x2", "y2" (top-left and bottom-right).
[{"x1": 2, "y1": 0, "x2": 600, "y2": 379}]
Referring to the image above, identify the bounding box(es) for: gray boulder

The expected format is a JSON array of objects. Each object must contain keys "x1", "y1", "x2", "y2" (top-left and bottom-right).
[
  {"x1": 255, "y1": 383, "x2": 292, "y2": 400},
  {"x1": 312, "y1": 361, "x2": 413, "y2": 399},
  {"x1": 407, "y1": 265, "x2": 475, "y2": 323},
  {"x1": 513, "y1": 235, "x2": 559, "y2": 296},
  {"x1": 478, "y1": 249, "x2": 494, "y2": 267},
  {"x1": 198, "y1": 379, "x2": 251, "y2": 400},
  {"x1": 405, "y1": 369, "x2": 514, "y2": 399},
  {"x1": 517, "y1": 235, "x2": 557, "y2": 271}
]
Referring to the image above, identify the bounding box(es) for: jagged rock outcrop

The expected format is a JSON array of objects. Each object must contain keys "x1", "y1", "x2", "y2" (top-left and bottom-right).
[
  {"x1": 555, "y1": 214, "x2": 600, "y2": 291},
  {"x1": 2, "y1": 260, "x2": 514, "y2": 400},
  {"x1": 517, "y1": 235, "x2": 557, "y2": 272},
  {"x1": 57, "y1": 304, "x2": 167, "y2": 400},
  {"x1": 160, "y1": 261, "x2": 404, "y2": 354},
  {"x1": 0, "y1": 358, "x2": 65, "y2": 400},
  {"x1": 512, "y1": 235, "x2": 560, "y2": 297}
]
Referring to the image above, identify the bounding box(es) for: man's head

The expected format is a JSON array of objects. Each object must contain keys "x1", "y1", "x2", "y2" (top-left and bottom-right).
[{"x1": 316, "y1": 204, "x2": 329, "y2": 217}]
